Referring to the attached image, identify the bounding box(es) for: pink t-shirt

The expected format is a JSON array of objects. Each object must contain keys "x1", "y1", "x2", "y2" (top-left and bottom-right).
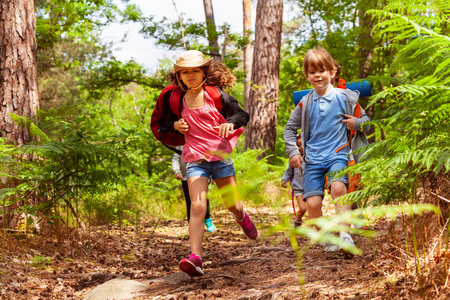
[{"x1": 181, "y1": 91, "x2": 244, "y2": 162}]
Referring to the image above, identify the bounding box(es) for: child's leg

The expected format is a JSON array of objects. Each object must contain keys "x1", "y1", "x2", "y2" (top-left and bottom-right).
[
  {"x1": 214, "y1": 174, "x2": 258, "y2": 239},
  {"x1": 181, "y1": 180, "x2": 191, "y2": 221},
  {"x1": 328, "y1": 158, "x2": 351, "y2": 214},
  {"x1": 331, "y1": 181, "x2": 350, "y2": 213},
  {"x1": 295, "y1": 194, "x2": 307, "y2": 221},
  {"x1": 213, "y1": 175, "x2": 243, "y2": 217},
  {"x1": 187, "y1": 176, "x2": 209, "y2": 257},
  {"x1": 205, "y1": 198, "x2": 211, "y2": 220},
  {"x1": 303, "y1": 162, "x2": 327, "y2": 222},
  {"x1": 305, "y1": 195, "x2": 323, "y2": 219},
  {"x1": 328, "y1": 159, "x2": 356, "y2": 256}
]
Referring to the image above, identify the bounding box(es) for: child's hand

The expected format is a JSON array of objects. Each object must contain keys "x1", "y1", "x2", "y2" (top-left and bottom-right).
[
  {"x1": 281, "y1": 179, "x2": 287, "y2": 188},
  {"x1": 289, "y1": 154, "x2": 303, "y2": 170},
  {"x1": 213, "y1": 122, "x2": 234, "y2": 138},
  {"x1": 175, "y1": 173, "x2": 183, "y2": 180},
  {"x1": 175, "y1": 118, "x2": 189, "y2": 134},
  {"x1": 343, "y1": 114, "x2": 356, "y2": 130}
]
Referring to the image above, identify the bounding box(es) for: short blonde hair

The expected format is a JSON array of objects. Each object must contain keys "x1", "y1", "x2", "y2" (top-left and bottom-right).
[{"x1": 303, "y1": 48, "x2": 337, "y2": 77}]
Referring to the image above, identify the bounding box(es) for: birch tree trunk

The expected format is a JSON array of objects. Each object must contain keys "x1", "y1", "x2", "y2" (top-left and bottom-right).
[
  {"x1": 0, "y1": 0, "x2": 39, "y2": 145},
  {"x1": 243, "y1": 0, "x2": 253, "y2": 111},
  {"x1": 203, "y1": 0, "x2": 220, "y2": 60},
  {"x1": 244, "y1": 0, "x2": 283, "y2": 156}
]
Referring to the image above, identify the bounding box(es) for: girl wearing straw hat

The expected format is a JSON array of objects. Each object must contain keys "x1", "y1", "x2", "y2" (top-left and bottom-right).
[{"x1": 161, "y1": 50, "x2": 258, "y2": 277}]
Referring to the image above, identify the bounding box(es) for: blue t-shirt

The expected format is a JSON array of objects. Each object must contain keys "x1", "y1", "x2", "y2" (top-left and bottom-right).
[{"x1": 305, "y1": 89, "x2": 349, "y2": 163}]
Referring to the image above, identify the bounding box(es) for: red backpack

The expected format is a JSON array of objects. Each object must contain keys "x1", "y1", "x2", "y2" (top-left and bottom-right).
[{"x1": 150, "y1": 85, "x2": 223, "y2": 152}]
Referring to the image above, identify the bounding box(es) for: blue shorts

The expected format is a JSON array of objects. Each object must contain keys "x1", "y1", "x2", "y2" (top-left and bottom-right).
[
  {"x1": 303, "y1": 158, "x2": 348, "y2": 199},
  {"x1": 186, "y1": 158, "x2": 236, "y2": 180}
]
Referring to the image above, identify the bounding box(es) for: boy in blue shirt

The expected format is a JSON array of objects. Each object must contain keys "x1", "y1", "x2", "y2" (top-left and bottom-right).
[{"x1": 284, "y1": 48, "x2": 371, "y2": 256}]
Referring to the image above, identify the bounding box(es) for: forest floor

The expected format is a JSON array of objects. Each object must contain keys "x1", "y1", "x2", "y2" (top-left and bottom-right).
[{"x1": 0, "y1": 198, "x2": 449, "y2": 300}]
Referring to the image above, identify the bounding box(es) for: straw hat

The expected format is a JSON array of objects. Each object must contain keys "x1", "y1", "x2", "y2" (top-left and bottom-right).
[{"x1": 173, "y1": 50, "x2": 212, "y2": 73}]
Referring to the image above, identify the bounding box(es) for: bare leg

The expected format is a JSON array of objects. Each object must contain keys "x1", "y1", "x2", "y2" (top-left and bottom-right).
[
  {"x1": 331, "y1": 181, "x2": 350, "y2": 214},
  {"x1": 331, "y1": 181, "x2": 351, "y2": 229},
  {"x1": 296, "y1": 195, "x2": 307, "y2": 221},
  {"x1": 213, "y1": 175, "x2": 244, "y2": 219},
  {"x1": 187, "y1": 176, "x2": 209, "y2": 257},
  {"x1": 306, "y1": 195, "x2": 323, "y2": 230}
]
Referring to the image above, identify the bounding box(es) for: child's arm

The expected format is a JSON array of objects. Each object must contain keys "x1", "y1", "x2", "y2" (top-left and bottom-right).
[
  {"x1": 356, "y1": 105, "x2": 371, "y2": 133},
  {"x1": 281, "y1": 165, "x2": 292, "y2": 187},
  {"x1": 343, "y1": 104, "x2": 371, "y2": 133},
  {"x1": 174, "y1": 118, "x2": 189, "y2": 134},
  {"x1": 171, "y1": 152, "x2": 183, "y2": 180},
  {"x1": 284, "y1": 105, "x2": 303, "y2": 163},
  {"x1": 220, "y1": 92, "x2": 250, "y2": 129},
  {"x1": 343, "y1": 107, "x2": 371, "y2": 133}
]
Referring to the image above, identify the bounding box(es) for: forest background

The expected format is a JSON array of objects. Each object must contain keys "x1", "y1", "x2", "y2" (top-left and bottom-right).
[{"x1": 0, "y1": 0, "x2": 449, "y2": 297}]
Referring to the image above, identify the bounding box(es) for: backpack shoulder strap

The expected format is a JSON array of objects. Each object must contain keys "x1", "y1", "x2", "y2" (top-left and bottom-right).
[
  {"x1": 205, "y1": 85, "x2": 223, "y2": 112},
  {"x1": 169, "y1": 86, "x2": 184, "y2": 118},
  {"x1": 336, "y1": 91, "x2": 362, "y2": 153}
]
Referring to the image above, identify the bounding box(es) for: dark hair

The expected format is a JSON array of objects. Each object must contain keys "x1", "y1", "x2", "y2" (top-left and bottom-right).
[
  {"x1": 332, "y1": 59, "x2": 341, "y2": 86},
  {"x1": 170, "y1": 61, "x2": 237, "y2": 91}
]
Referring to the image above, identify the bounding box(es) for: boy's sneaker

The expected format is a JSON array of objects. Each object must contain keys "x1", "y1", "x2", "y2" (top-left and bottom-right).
[
  {"x1": 322, "y1": 233, "x2": 338, "y2": 252},
  {"x1": 204, "y1": 218, "x2": 216, "y2": 232},
  {"x1": 235, "y1": 212, "x2": 258, "y2": 239},
  {"x1": 322, "y1": 242, "x2": 339, "y2": 252},
  {"x1": 339, "y1": 232, "x2": 355, "y2": 258},
  {"x1": 294, "y1": 220, "x2": 302, "y2": 228},
  {"x1": 179, "y1": 254, "x2": 204, "y2": 277}
]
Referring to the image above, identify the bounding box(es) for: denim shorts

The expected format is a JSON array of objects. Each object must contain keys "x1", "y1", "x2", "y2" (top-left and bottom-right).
[
  {"x1": 303, "y1": 158, "x2": 348, "y2": 199},
  {"x1": 186, "y1": 158, "x2": 236, "y2": 180}
]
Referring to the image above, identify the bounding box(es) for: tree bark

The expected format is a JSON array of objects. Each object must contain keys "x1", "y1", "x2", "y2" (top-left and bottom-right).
[
  {"x1": 357, "y1": 2, "x2": 376, "y2": 143},
  {"x1": 357, "y1": 2, "x2": 374, "y2": 79},
  {"x1": 244, "y1": 0, "x2": 283, "y2": 156},
  {"x1": 0, "y1": 0, "x2": 39, "y2": 145},
  {"x1": 243, "y1": 0, "x2": 253, "y2": 111},
  {"x1": 203, "y1": 0, "x2": 220, "y2": 60}
]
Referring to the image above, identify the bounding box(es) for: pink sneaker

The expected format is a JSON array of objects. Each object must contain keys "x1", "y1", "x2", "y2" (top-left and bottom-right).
[
  {"x1": 179, "y1": 254, "x2": 204, "y2": 276},
  {"x1": 235, "y1": 212, "x2": 258, "y2": 239}
]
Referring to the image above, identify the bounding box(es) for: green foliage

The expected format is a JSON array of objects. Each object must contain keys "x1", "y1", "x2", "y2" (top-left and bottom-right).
[
  {"x1": 344, "y1": 0, "x2": 450, "y2": 206},
  {"x1": 269, "y1": 203, "x2": 439, "y2": 284},
  {"x1": 139, "y1": 14, "x2": 243, "y2": 71},
  {"x1": 31, "y1": 255, "x2": 52, "y2": 270},
  {"x1": 36, "y1": 0, "x2": 144, "y2": 110},
  {"x1": 36, "y1": 0, "x2": 139, "y2": 51},
  {"x1": 87, "y1": 60, "x2": 168, "y2": 98},
  {"x1": 0, "y1": 115, "x2": 132, "y2": 227}
]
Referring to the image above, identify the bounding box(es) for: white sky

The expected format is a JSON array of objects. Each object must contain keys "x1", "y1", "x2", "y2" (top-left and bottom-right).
[{"x1": 102, "y1": 0, "x2": 256, "y2": 72}]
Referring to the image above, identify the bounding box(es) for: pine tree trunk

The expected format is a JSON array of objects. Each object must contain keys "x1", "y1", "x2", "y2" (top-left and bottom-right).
[
  {"x1": 357, "y1": 6, "x2": 374, "y2": 78},
  {"x1": 0, "y1": 0, "x2": 39, "y2": 145},
  {"x1": 243, "y1": 0, "x2": 253, "y2": 111},
  {"x1": 244, "y1": 0, "x2": 283, "y2": 156},
  {"x1": 203, "y1": 0, "x2": 220, "y2": 60},
  {"x1": 357, "y1": 3, "x2": 376, "y2": 143}
]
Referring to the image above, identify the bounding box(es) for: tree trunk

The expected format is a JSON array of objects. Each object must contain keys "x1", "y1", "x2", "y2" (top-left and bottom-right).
[
  {"x1": 357, "y1": 2, "x2": 376, "y2": 143},
  {"x1": 203, "y1": 0, "x2": 220, "y2": 60},
  {"x1": 357, "y1": 3, "x2": 374, "y2": 79},
  {"x1": 244, "y1": 0, "x2": 283, "y2": 156},
  {"x1": 243, "y1": 0, "x2": 253, "y2": 111},
  {"x1": 0, "y1": 0, "x2": 39, "y2": 145}
]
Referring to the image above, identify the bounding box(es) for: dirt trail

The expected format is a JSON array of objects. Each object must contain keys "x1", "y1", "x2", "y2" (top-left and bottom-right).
[{"x1": 0, "y1": 204, "x2": 442, "y2": 299}]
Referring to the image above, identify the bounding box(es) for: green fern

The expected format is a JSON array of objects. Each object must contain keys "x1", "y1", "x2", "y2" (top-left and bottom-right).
[{"x1": 348, "y1": 1, "x2": 450, "y2": 208}]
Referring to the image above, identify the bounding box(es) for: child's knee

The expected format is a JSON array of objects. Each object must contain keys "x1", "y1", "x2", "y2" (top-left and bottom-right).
[
  {"x1": 190, "y1": 201, "x2": 207, "y2": 215},
  {"x1": 306, "y1": 197, "x2": 322, "y2": 211},
  {"x1": 331, "y1": 181, "x2": 347, "y2": 197}
]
